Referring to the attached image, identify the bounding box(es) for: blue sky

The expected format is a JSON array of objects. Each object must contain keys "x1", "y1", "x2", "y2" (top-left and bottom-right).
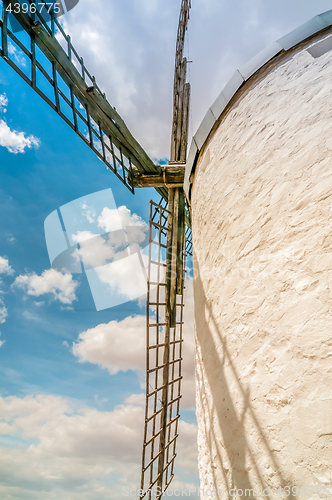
[{"x1": 1, "y1": 0, "x2": 332, "y2": 498}]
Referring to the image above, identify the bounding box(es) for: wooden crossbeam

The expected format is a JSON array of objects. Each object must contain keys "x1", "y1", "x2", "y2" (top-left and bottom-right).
[{"x1": 132, "y1": 165, "x2": 186, "y2": 188}]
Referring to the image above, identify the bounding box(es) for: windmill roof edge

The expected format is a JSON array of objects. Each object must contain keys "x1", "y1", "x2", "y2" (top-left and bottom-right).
[{"x1": 184, "y1": 8, "x2": 332, "y2": 200}]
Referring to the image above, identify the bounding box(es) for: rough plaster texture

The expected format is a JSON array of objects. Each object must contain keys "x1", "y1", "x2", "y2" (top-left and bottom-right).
[{"x1": 191, "y1": 35, "x2": 332, "y2": 498}]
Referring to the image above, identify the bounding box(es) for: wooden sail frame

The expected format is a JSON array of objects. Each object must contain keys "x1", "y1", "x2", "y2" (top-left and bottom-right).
[
  {"x1": 140, "y1": 199, "x2": 186, "y2": 499},
  {"x1": 140, "y1": 0, "x2": 192, "y2": 496}
]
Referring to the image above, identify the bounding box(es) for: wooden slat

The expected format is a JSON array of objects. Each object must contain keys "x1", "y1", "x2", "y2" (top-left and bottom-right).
[{"x1": 180, "y1": 82, "x2": 191, "y2": 163}]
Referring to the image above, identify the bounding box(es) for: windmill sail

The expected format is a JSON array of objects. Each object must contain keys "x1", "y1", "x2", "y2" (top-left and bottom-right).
[
  {"x1": 141, "y1": 199, "x2": 192, "y2": 499},
  {"x1": 140, "y1": 0, "x2": 192, "y2": 497},
  {"x1": 171, "y1": 0, "x2": 191, "y2": 164},
  {"x1": 140, "y1": 199, "x2": 186, "y2": 499},
  {"x1": 0, "y1": 0, "x2": 167, "y2": 196}
]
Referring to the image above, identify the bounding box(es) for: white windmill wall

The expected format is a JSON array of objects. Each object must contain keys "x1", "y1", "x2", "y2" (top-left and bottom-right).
[{"x1": 191, "y1": 34, "x2": 332, "y2": 496}]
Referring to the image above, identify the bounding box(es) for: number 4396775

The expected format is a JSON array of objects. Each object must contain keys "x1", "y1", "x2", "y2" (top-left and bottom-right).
[
  {"x1": 276, "y1": 486, "x2": 331, "y2": 497},
  {"x1": 6, "y1": 3, "x2": 61, "y2": 15}
]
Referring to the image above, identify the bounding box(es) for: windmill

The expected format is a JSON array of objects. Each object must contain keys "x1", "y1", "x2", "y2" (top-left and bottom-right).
[{"x1": 0, "y1": 0, "x2": 192, "y2": 498}]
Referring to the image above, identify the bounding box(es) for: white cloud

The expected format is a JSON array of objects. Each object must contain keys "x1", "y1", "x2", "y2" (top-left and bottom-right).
[
  {"x1": 59, "y1": 0, "x2": 332, "y2": 160},
  {"x1": 72, "y1": 230, "x2": 98, "y2": 243},
  {"x1": 13, "y1": 269, "x2": 78, "y2": 305},
  {"x1": 93, "y1": 252, "x2": 148, "y2": 301},
  {"x1": 53, "y1": 202, "x2": 150, "y2": 309},
  {"x1": 72, "y1": 278, "x2": 196, "y2": 408},
  {"x1": 0, "y1": 94, "x2": 8, "y2": 113},
  {"x1": 0, "y1": 394, "x2": 143, "y2": 499},
  {"x1": 59, "y1": 1, "x2": 176, "y2": 158},
  {"x1": 0, "y1": 340, "x2": 5, "y2": 348},
  {"x1": 66, "y1": 205, "x2": 150, "y2": 308},
  {"x1": 177, "y1": 419, "x2": 199, "y2": 478},
  {"x1": 0, "y1": 120, "x2": 40, "y2": 154},
  {"x1": 97, "y1": 207, "x2": 120, "y2": 233},
  {"x1": 0, "y1": 394, "x2": 144, "y2": 460},
  {"x1": 0, "y1": 393, "x2": 198, "y2": 499},
  {"x1": 124, "y1": 393, "x2": 145, "y2": 407},
  {"x1": 98, "y1": 205, "x2": 147, "y2": 235},
  {"x1": 0, "y1": 256, "x2": 14, "y2": 275},
  {"x1": 97, "y1": 206, "x2": 149, "y2": 254},
  {"x1": 72, "y1": 233, "x2": 120, "y2": 269},
  {"x1": 72, "y1": 315, "x2": 146, "y2": 374},
  {"x1": 70, "y1": 206, "x2": 148, "y2": 272}
]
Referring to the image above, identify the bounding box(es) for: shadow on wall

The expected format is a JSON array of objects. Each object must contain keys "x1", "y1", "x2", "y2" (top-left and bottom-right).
[{"x1": 194, "y1": 263, "x2": 296, "y2": 500}]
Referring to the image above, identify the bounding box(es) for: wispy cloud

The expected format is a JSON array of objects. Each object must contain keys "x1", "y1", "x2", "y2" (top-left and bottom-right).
[
  {"x1": 0, "y1": 94, "x2": 8, "y2": 113},
  {"x1": 0, "y1": 258, "x2": 12, "y2": 325},
  {"x1": 0, "y1": 120, "x2": 40, "y2": 154},
  {"x1": 22, "y1": 311, "x2": 40, "y2": 322},
  {"x1": 8, "y1": 42, "x2": 27, "y2": 68},
  {"x1": 5, "y1": 233, "x2": 16, "y2": 243},
  {"x1": 0, "y1": 299, "x2": 8, "y2": 325},
  {"x1": 81, "y1": 201, "x2": 96, "y2": 224},
  {"x1": 13, "y1": 269, "x2": 78, "y2": 305}
]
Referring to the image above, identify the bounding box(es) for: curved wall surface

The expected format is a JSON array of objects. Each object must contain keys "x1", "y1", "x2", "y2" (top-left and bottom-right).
[{"x1": 191, "y1": 29, "x2": 332, "y2": 496}]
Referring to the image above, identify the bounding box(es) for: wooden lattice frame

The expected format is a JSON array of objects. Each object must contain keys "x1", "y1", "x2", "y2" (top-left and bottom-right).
[{"x1": 140, "y1": 200, "x2": 187, "y2": 499}]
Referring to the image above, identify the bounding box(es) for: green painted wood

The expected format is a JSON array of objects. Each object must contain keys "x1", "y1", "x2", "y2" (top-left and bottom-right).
[{"x1": 1, "y1": 1, "x2": 9, "y2": 60}]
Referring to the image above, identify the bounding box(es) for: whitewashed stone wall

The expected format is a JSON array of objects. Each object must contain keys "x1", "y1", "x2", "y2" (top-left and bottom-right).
[{"x1": 191, "y1": 36, "x2": 332, "y2": 499}]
